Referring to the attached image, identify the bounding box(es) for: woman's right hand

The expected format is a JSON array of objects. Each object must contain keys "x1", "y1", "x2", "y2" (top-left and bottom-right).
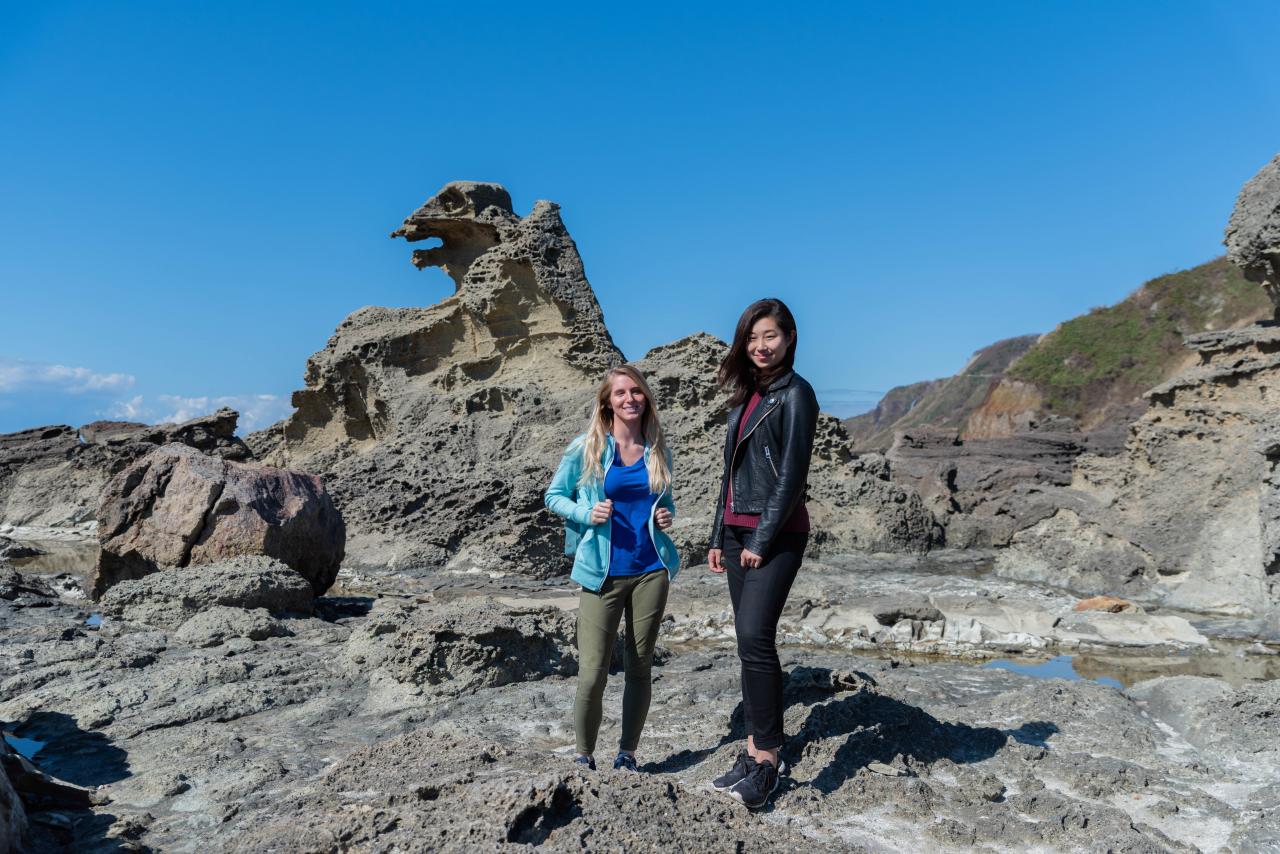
[
  {"x1": 708, "y1": 548, "x2": 724, "y2": 574},
  {"x1": 590, "y1": 500, "x2": 614, "y2": 525}
]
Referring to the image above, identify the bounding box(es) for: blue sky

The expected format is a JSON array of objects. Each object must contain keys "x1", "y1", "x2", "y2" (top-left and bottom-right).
[{"x1": 2, "y1": 1, "x2": 1278, "y2": 432}]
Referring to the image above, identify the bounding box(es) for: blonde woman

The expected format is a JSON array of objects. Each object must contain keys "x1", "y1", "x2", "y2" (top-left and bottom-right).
[{"x1": 545, "y1": 364, "x2": 680, "y2": 772}]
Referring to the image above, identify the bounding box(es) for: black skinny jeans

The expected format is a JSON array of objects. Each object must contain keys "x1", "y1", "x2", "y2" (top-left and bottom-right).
[{"x1": 722, "y1": 524, "x2": 807, "y2": 751}]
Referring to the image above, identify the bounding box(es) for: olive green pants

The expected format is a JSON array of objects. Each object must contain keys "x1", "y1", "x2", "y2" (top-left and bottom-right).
[{"x1": 575, "y1": 569, "x2": 670, "y2": 756}]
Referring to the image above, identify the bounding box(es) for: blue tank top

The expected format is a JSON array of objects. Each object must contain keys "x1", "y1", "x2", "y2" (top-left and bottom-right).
[{"x1": 603, "y1": 452, "x2": 666, "y2": 576}]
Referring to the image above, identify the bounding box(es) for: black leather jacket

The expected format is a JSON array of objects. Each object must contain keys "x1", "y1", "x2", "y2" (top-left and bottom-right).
[{"x1": 709, "y1": 371, "x2": 819, "y2": 557}]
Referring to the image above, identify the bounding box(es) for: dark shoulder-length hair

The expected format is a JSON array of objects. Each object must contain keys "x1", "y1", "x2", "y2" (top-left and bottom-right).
[{"x1": 717, "y1": 298, "x2": 798, "y2": 408}]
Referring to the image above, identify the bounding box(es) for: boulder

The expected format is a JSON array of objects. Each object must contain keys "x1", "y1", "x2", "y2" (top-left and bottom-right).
[
  {"x1": 92, "y1": 444, "x2": 344, "y2": 599},
  {"x1": 0, "y1": 409, "x2": 253, "y2": 532},
  {"x1": 983, "y1": 155, "x2": 1280, "y2": 621},
  {"x1": 97, "y1": 556, "x2": 316, "y2": 629}
]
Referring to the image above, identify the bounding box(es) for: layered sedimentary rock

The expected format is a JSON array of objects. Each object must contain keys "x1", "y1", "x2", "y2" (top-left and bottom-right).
[
  {"x1": 251, "y1": 182, "x2": 938, "y2": 572},
  {"x1": 888, "y1": 428, "x2": 1119, "y2": 548},
  {"x1": 0, "y1": 409, "x2": 252, "y2": 532},
  {"x1": 996, "y1": 155, "x2": 1280, "y2": 620},
  {"x1": 249, "y1": 182, "x2": 625, "y2": 572},
  {"x1": 92, "y1": 445, "x2": 344, "y2": 599}
]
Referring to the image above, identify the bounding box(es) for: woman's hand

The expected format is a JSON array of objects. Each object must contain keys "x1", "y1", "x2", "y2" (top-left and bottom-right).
[
  {"x1": 590, "y1": 500, "x2": 614, "y2": 525},
  {"x1": 655, "y1": 508, "x2": 673, "y2": 530},
  {"x1": 708, "y1": 548, "x2": 724, "y2": 574},
  {"x1": 741, "y1": 548, "x2": 763, "y2": 569}
]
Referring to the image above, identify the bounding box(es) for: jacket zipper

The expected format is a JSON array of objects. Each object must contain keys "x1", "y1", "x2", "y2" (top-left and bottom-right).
[
  {"x1": 727, "y1": 399, "x2": 781, "y2": 511},
  {"x1": 763, "y1": 444, "x2": 779, "y2": 478},
  {"x1": 601, "y1": 442, "x2": 615, "y2": 577}
]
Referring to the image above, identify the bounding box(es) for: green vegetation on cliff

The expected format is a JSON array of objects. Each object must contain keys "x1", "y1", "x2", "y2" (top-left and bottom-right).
[{"x1": 1006, "y1": 257, "x2": 1269, "y2": 419}]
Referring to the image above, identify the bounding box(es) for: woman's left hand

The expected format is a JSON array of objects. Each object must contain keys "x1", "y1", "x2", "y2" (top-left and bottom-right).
[
  {"x1": 741, "y1": 548, "x2": 763, "y2": 569},
  {"x1": 655, "y1": 508, "x2": 673, "y2": 530}
]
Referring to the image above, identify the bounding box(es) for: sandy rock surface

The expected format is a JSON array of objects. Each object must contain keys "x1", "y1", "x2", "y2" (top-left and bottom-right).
[{"x1": 1, "y1": 557, "x2": 1277, "y2": 852}]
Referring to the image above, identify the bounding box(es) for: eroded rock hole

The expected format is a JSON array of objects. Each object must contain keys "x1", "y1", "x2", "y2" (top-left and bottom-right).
[{"x1": 505, "y1": 782, "x2": 581, "y2": 845}]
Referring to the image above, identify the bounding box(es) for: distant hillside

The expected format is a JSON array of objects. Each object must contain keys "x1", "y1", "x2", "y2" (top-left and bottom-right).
[
  {"x1": 843, "y1": 334, "x2": 1039, "y2": 451},
  {"x1": 968, "y1": 256, "x2": 1270, "y2": 436},
  {"x1": 846, "y1": 256, "x2": 1271, "y2": 450}
]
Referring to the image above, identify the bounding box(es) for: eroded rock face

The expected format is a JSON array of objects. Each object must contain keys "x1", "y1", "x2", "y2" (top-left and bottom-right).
[
  {"x1": 97, "y1": 556, "x2": 316, "y2": 629},
  {"x1": 1225, "y1": 153, "x2": 1280, "y2": 314},
  {"x1": 343, "y1": 598, "x2": 578, "y2": 709},
  {"x1": 993, "y1": 157, "x2": 1280, "y2": 620},
  {"x1": 250, "y1": 183, "x2": 938, "y2": 572},
  {"x1": 0, "y1": 409, "x2": 252, "y2": 532},
  {"x1": 93, "y1": 448, "x2": 344, "y2": 600},
  {"x1": 249, "y1": 182, "x2": 625, "y2": 572}
]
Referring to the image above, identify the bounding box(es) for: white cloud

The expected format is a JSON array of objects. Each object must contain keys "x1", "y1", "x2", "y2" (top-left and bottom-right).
[
  {"x1": 0, "y1": 357, "x2": 136, "y2": 394},
  {"x1": 106, "y1": 393, "x2": 294, "y2": 434}
]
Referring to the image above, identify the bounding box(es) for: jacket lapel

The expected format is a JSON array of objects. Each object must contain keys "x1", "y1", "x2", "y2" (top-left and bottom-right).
[{"x1": 735, "y1": 372, "x2": 793, "y2": 446}]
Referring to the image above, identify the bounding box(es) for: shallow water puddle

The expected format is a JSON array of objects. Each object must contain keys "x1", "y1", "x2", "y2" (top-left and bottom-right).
[
  {"x1": 3, "y1": 733, "x2": 46, "y2": 760},
  {"x1": 84, "y1": 613, "x2": 102, "y2": 627},
  {"x1": 983, "y1": 654, "x2": 1124, "y2": 689}
]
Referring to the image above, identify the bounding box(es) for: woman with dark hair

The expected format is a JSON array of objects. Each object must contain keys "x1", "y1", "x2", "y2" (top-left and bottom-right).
[{"x1": 706, "y1": 297, "x2": 818, "y2": 809}]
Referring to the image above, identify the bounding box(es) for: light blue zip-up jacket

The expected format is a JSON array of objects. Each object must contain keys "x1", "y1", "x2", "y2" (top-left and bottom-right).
[{"x1": 544, "y1": 434, "x2": 680, "y2": 592}]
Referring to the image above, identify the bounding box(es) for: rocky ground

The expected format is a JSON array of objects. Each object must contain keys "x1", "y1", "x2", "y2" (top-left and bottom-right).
[{"x1": 2, "y1": 549, "x2": 1277, "y2": 853}]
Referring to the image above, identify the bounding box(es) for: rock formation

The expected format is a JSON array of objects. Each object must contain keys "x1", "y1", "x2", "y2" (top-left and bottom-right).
[
  {"x1": 91, "y1": 445, "x2": 344, "y2": 599},
  {"x1": 248, "y1": 182, "x2": 625, "y2": 572},
  {"x1": 995, "y1": 154, "x2": 1280, "y2": 621},
  {"x1": 887, "y1": 428, "x2": 1113, "y2": 548},
  {"x1": 1225, "y1": 153, "x2": 1280, "y2": 315},
  {"x1": 250, "y1": 182, "x2": 938, "y2": 572},
  {"x1": 0, "y1": 408, "x2": 252, "y2": 533}
]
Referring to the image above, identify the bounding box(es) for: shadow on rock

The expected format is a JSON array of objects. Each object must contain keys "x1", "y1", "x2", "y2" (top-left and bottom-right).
[
  {"x1": 651, "y1": 665, "x2": 1059, "y2": 791},
  {"x1": 12, "y1": 711, "x2": 129, "y2": 788},
  {"x1": 314, "y1": 595, "x2": 376, "y2": 622}
]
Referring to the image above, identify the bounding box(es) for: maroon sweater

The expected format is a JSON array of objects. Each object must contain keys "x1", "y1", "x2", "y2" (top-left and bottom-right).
[{"x1": 723, "y1": 391, "x2": 811, "y2": 534}]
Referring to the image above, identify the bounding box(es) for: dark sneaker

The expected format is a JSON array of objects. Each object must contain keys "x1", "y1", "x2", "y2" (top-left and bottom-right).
[
  {"x1": 730, "y1": 759, "x2": 780, "y2": 810},
  {"x1": 612, "y1": 752, "x2": 638, "y2": 772},
  {"x1": 712, "y1": 750, "x2": 755, "y2": 791},
  {"x1": 573, "y1": 754, "x2": 596, "y2": 771}
]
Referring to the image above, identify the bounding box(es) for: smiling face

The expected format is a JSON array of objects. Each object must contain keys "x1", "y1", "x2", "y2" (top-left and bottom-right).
[
  {"x1": 608, "y1": 373, "x2": 648, "y2": 427},
  {"x1": 748, "y1": 315, "x2": 794, "y2": 372}
]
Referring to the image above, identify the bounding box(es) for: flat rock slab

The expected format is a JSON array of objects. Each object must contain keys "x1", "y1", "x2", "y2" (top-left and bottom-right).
[{"x1": 98, "y1": 556, "x2": 315, "y2": 629}]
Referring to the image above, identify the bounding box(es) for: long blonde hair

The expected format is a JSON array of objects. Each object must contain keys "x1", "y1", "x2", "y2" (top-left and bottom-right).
[{"x1": 579, "y1": 365, "x2": 672, "y2": 493}]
